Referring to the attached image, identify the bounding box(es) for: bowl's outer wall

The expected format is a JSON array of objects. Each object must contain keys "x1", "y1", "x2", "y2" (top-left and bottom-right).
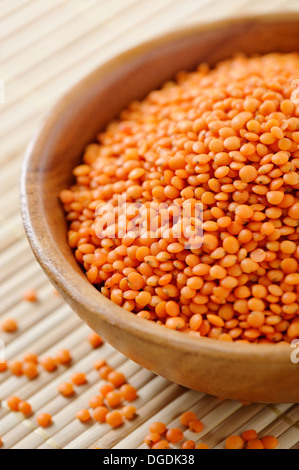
[{"x1": 22, "y1": 16, "x2": 299, "y2": 402}]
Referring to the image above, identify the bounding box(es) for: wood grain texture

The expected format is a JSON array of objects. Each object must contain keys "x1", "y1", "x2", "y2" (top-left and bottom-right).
[{"x1": 1, "y1": 0, "x2": 299, "y2": 449}]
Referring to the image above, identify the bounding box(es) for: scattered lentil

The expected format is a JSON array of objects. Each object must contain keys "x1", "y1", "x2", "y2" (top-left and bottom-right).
[
  {"x1": 40, "y1": 357, "x2": 57, "y2": 372},
  {"x1": 149, "y1": 422, "x2": 167, "y2": 435},
  {"x1": 18, "y1": 401, "x2": 32, "y2": 416},
  {"x1": 165, "y1": 428, "x2": 184, "y2": 443},
  {"x1": 71, "y1": 372, "x2": 87, "y2": 386},
  {"x1": 58, "y1": 382, "x2": 75, "y2": 397},
  {"x1": 105, "y1": 410, "x2": 123, "y2": 428},
  {"x1": 7, "y1": 396, "x2": 21, "y2": 411},
  {"x1": 0, "y1": 362, "x2": 7, "y2": 373},
  {"x1": 1, "y1": 318, "x2": 18, "y2": 333},
  {"x1": 22, "y1": 361, "x2": 39, "y2": 380},
  {"x1": 55, "y1": 349, "x2": 72, "y2": 365},
  {"x1": 119, "y1": 384, "x2": 137, "y2": 402},
  {"x1": 88, "y1": 332, "x2": 103, "y2": 348},
  {"x1": 93, "y1": 406, "x2": 109, "y2": 423},
  {"x1": 22, "y1": 289, "x2": 37, "y2": 302},
  {"x1": 225, "y1": 435, "x2": 244, "y2": 449},
  {"x1": 9, "y1": 360, "x2": 23, "y2": 376},
  {"x1": 37, "y1": 413, "x2": 52, "y2": 427},
  {"x1": 121, "y1": 405, "x2": 136, "y2": 420},
  {"x1": 261, "y1": 435, "x2": 279, "y2": 449},
  {"x1": 196, "y1": 443, "x2": 210, "y2": 449},
  {"x1": 76, "y1": 409, "x2": 91, "y2": 422}
]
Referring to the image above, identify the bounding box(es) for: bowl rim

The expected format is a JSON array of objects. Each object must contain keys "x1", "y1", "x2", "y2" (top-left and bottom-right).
[{"x1": 21, "y1": 13, "x2": 299, "y2": 364}]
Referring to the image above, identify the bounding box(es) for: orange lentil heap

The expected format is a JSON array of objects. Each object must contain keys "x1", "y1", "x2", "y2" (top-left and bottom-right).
[{"x1": 61, "y1": 53, "x2": 299, "y2": 343}]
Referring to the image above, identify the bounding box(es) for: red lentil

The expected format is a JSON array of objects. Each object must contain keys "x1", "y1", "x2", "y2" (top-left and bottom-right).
[
  {"x1": 152, "y1": 440, "x2": 170, "y2": 449},
  {"x1": 18, "y1": 401, "x2": 32, "y2": 416},
  {"x1": 22, "y1": 361, "x2": 39, "y2": 380},
  {"x1": 87, "y1": 332, "x2": 103, "y2": 348},
  {"x1": 149, "y1": 422, "x2": 167, "y2": 434},
  {"x1": 261, "y1": 435, "x2": 279, "y2": 449},
  {"x1": 119, "y1": 384, "x2": 137, "y2": 402},
  {"x1": 89, "y1": 395, "x2": 104, "y2": 408},
  {"x1": 55, "y1": 349, "x2": 72, "y2": 365},
  {"x1": 165, "y1": 428, "x2": 184, "y2": 443},
  {"x1": 22, "y1": 289, "x2": 37, "y2": 302},
  {"x1": 121, "y1": 405, "x2": 136, "y2": 420},
  {"x1": 37, "y1": 413, "x2": 52, "y2": 427},
  {"x1": 196, "y1": 443, "x2": 210, "y2": 449},
  {"x1": 144, "y1": 433, "x2": 161, "y2": 446},
  {"x1": 9, "y1": 360, "x2": 23, "y2": 377},
  {"x1": 62, "y1": 53, "x2": 299, "y2": 344},
  {"x1": 23, "y1": 353, "x2": 38, "y2": 364},
  {"x1": 107, "y1": 370, "x2": 125, "y2": 388},
  {"x1": 181, "y1": 440, "x2": 196, "y2": 449},
  {"x1": 106, "y1": 390, "x2": 122, "y2": 408},
  {"x1": 93, "y1": 406, "x2": 109, "y2": 423},
  {"x1": 71, "y1": 372, "x2": 87, "y2": 386},
  {"x1": 225, "y1": 435, "x2": 244, "y2": 449},
  {"x1": 1, "y1": 318, "x2": 18, "y2": 333},
  {"x1": 246, "y1": 439, "x2": 264, "y2": 449},
  {"x1": 188, "y1": 419, "x2": 204, "y2": 433},
  {"x1": 58, "y1": 382, "x2": 75, "y2": 397},
  {"x1": 76, "y1": 409, "x2": 91, "y2": 422},
  {"x1": 40, "y1": 357, "x2": 57, "y2": 372},
  {"x1": 105, "y1": 410, "x2": 123, "y2": 428},
  {"x1": 100, "y1": 383, "x2": 114, "y2": 397},
  {"x1": 93, "y1": 359, "x2": 106, "y2": 370},
  {"x1": 7, "y1": 396, "x2": 21, "y2": 411},
  {"x1": 99, "y1": 366, "x2": 114, "y2": 380},
  {"x1": 242, "y1": 429, "x2": 258, "y2": 441}
]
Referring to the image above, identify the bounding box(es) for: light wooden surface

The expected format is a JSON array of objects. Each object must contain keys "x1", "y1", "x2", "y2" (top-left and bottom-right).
[{"x1": 1, "y1": 0, "x2": 299, "y2": 449}]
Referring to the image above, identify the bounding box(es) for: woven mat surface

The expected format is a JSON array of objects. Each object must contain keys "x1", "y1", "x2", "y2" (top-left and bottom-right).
[{"x1": 0, "y1": 0, "x2": 299, "y2": 449}]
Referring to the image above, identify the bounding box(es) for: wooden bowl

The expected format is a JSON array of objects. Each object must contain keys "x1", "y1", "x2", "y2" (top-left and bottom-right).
[{"x1": 21, "y1": 14, "x2": 299, "y2": 403}]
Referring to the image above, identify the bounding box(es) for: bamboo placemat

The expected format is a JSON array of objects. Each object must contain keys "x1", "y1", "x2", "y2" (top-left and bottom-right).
[{"x1": 0, "y1": 0, "x2": 298, "y2": 449}]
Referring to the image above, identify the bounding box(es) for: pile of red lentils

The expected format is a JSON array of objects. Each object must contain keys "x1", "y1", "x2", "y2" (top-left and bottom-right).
[{"x1": 61, "y1": 53, "x2": 299, "y2": 344}]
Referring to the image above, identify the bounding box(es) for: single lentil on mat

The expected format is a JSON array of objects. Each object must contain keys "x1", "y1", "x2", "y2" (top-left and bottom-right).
[
  {"x1": 88, "y1": 332, "x2": 103, "y2": 348},
  {"x1": 1, "y1": 318, "x2": 18, "y2": 333},
  {"x1": 22, "y1": 289, "x2": 37, "y2": 302},
  {"x1": 121, "y1": 405, "x2": 137, "y2": 420},
  {"x1": 8, "y1": 360, "x2": 23, "y2": 376},
  {"x1": 36, "y1": 413, "x2": 52, "y2": 427},
  {"x1": 61, "y1": 53, "x2": 299, "y2": 344},
  {"x1": 0, "y1": 362, "x2": 7, "y2": 372},
  {"x1": 55, "y1": 348, "x2": 72, "y2": 365},
  {"x1": 18, "y1": 401, "x2": 32, "y2": 416},
  {"x1": 76, "y1": 409, "x2": 91, "y2": 422},
  {"x1": 22, "y1": 361, "x2": 39, "y2": 380},
  {"x1": 6, "y1": 396, "x2": 21, "y2": 411},
  {"x1": 58, "y1": 382, "x2": 75, "y2": 397},
  {"x1": 40, "y1": 356, "x2": 57, "y2": 372},
  {"x1": 71, "y1": 371, "x2": 87, "y2": 386}
]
